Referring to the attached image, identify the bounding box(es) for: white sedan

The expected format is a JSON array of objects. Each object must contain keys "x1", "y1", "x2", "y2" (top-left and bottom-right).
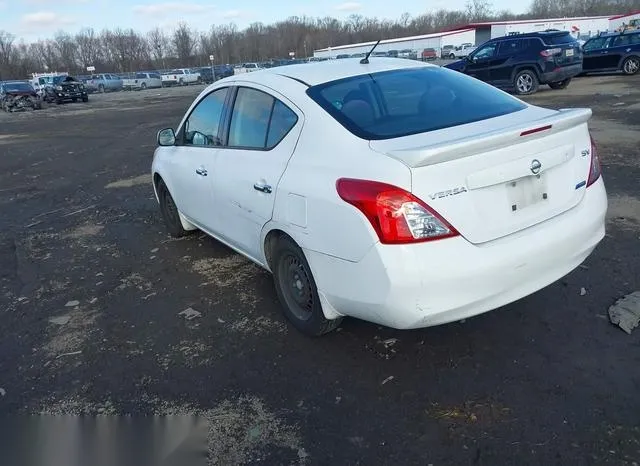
[{"x1": 151, "y1": 57, "x2": 607, "y2": 336}]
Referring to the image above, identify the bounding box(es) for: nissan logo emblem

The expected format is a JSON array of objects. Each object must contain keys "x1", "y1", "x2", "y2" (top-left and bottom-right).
[{"x1": 530, "y1": 159, "x2": 542, "y2": 175}]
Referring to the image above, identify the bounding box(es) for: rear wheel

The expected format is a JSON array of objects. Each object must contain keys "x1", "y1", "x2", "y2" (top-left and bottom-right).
[
  {"x1": 157, "y1": 178, "x2": 189, "y2": 238},
  {"x1": 272, "y1": 236, "x2": 342, "y2": 336},
  {"x1": 548, "y1": 78, "x2": 571, "y2": 90},
  {"x1": 514, "y1": 69, "x2": 539, "y2": 95},
  {"x1": 622, "y1": 56, "x2": 639, "y2": 75},
  {"x1": 449, "y1": 53, "x2": 456, "y2": 59}
]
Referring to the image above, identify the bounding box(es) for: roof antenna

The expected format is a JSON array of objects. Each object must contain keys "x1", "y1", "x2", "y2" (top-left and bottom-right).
[{"x1": 360, "y1": 40, "x2": 381, "y2": 64}]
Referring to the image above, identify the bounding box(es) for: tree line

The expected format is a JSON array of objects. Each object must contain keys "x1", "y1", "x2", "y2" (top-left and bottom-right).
[{"x1": 0, "y1": 0, "x2": 636, "y2": 80}]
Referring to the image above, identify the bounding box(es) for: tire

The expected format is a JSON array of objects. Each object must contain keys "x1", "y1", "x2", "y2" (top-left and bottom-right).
[
  {"x1": 548, "y1": 78, "x2": 571, "y2": 90},
  {"x1": 179, "y1": 78, "x2": 185, "y2": 86},
  {"x1": 449, "y1": 53, "x2": 456, "y2": 59},
  {"x1": 98, "y1": 84, "x2": 105, "y2": 93},
  {"x1": 141, "y1": 83, "x2": 147, "y2": 90},
  {"x1": 272, "y1": 236, "x2": 342, "y2": 336},
  {"x1": 56, "y1": 99, "x2": 63, "y2": 105},
  {"x1": 156, "y1": 178, "x2": 189, "y2": 238},
  {"x1": 513, "y1": 69, "x2": 539, "y2": 95},
  {"x1": 82, "y1": 96, "x2": 89, "y2": 102},
  {"x1": 622, "y1": 56, "x2": 639, "y2": 75},
  {"x1": 72, "y1": 98, "x2": 77, "y2": 102}
]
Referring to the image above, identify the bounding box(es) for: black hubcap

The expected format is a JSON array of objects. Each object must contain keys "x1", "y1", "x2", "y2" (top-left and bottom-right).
[{"x1": 278, "y1": 253, "x2": 313, "y2": 321}]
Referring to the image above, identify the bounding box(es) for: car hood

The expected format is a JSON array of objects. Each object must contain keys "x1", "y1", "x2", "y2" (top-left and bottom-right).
[{"x1": 444, "y1": 60, "x2": 466, "y2": 71}]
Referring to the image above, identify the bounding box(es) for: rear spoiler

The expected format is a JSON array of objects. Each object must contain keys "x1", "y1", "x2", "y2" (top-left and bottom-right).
[{"x1": 377, "y1": 108, "x2": 592, "y2": 168}]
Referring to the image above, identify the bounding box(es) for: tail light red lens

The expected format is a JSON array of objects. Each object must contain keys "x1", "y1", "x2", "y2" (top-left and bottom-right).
[
  {"x1": 586, "y1": 134, "x2": 602, "y2": 187},
  {"x1": 336, "y1": 178, "x2": 459, "y2": 244},
  {"x1": 540, "y1": 48, "x2": 562, "y2": 59}
]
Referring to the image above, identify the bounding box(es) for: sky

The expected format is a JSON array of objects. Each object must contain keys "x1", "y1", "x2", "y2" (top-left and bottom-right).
[{"x1": 0, "y1": 0, "x2": 530, "y2": 43}]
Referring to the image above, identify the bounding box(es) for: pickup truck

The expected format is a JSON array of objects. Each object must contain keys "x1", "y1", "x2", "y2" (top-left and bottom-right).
[
  {"x1": 161, "y1": 69, "x2": 201, "y2": 86},
  {"x1": 123, "y1": 72, "x2": 163, "y2": 90},
  {"x1": 448, "y1": 45, "x2": 476, "y2": 59},
  {"x1": 86, "y1": 73, "x2": 123, "y2": 93},
  {"x1": 234, "y1": 63, "x2": 263, "y2": 74}
]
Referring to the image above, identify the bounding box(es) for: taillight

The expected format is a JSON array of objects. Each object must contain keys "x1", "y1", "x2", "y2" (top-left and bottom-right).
[
  {"x1": 540, "y1": 48, "x2": 562, "y2": 58},
  {"x1": 336, "y1": 178, "x2": 459, "y2": 244},
  {"x1": 586, "y1": 134, "x2": 601, "y2": 187}
]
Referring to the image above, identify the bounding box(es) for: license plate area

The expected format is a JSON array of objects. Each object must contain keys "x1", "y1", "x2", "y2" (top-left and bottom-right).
[
  {"x1": 566, "y1": 49, "x2": 574, "y2": 56},
  {"x1": 507, "y1": 174, "x2": 549, "y2": 212}
]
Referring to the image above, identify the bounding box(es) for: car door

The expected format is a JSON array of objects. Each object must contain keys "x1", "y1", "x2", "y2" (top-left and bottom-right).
[
  {"x1": 488, "y1": 38, "x2": 525, "y2": 85},
  {"x1": 608, "y1": 34, "x2": 631, "y2": 69},
  {"x1": 213, "y1": 84, "x2": 302, "y2": 260},
  {"x1": 464, "y1": 42, "x2": 499, "y2": 82},
  {"x1": 163, "y1": 86, "x2": 230, "y2": 230},
  {"x1": 582, "y1": 37, "x2": 612, "y2": 70}
]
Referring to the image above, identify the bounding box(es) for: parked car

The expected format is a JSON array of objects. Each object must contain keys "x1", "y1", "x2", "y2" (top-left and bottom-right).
[
  {"x1": 234, "y1": 63, "x2": 264, "y2": 73},
  {"x1": 441, "y1": 45, "x2": 455, "y2": 58},
  {"x1": 123, "y1": 72, "x2": 163, "y2": 90},
  {"x1": 43, "y1": 75, "x2": 89, "y2": 104},
  {"x1": 397, "y1": 49, "x2": 417, "y2": 59},
  {"x1": 86, "y1": 73, "x2": 123, "y2": 93},
  {"x1": 150, "y1": 58, "x2": 606, "y2": 336},
  {"x1": 580, "y1": 30, "x2": 640, "y2": 75},
  {"x1": 161, "y1": 69, "x2": 201, "y2": 86},
  {"x1": 448, "y1": 45, "x2": 477, "y2": 59},
  {"x1": 421, "y1": 48, "x2": 438, "y2": 60},
  {"x1": 1, "y1": 81, "x2": 41, "y2": 112},
  {"x1": 445, "y1": 31, "x2": 583, "y2": 95}
]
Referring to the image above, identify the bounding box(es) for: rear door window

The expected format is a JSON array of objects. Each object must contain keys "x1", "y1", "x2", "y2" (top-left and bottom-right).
[
  {"x1": 497, "y1": 39, "x2": 526, "y2": 56},
  {"x1": 306, "y1": 66, "x2": 526, "y2": 140},
  {"x1": 228, "y1": 87, "x2": 274, "y2": 149}
]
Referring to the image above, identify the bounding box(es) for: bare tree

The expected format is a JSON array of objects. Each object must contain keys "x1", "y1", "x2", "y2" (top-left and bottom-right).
[
  {"x1": 148, "y1": 27, "x2": 170, "y2": 69},
  {"x1": 466, "y1": 0, "x2": 493, "y2": 21},
  {"x1": 0, "y1": 0, "x2": 638, "y2": 79},
  {"x1": 172, "y1": 22, "x2": 196, "y2": 65},
  {"x1": 76, "y1": 28, "x2": 102, "y2": 69},
  {"x1": 54, "y1": 31, "x2": 78, "y2": 71}
]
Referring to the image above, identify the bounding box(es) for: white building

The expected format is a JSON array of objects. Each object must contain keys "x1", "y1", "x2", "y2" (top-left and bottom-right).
[
  {"x1": 609, "y1": 10, "x2": 640, "y2": 31},
  {"x1": 313, "y1": 29, "x2": 476, "y2": 59},
  {"x1": 449, "y1": 16, "x2": 612, "y2": 45}
]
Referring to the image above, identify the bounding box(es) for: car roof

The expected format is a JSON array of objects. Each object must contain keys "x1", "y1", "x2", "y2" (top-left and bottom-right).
[
  {"x1": 492, "y1": 31, "x2": 571, "y2": 40},
  {"x1": 229, "y1": 57, "x2": 431, "y2": 86}
]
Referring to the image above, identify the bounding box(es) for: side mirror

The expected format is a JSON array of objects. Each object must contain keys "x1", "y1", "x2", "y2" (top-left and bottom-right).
[{"x1": 157, "y1": 128, "x2": 176, "y2": 146}]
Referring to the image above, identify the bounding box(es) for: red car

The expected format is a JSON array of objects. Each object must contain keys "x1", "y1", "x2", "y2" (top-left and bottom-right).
[{"x1": 421, "y1": 48, "x2": 437, "y2": 60}]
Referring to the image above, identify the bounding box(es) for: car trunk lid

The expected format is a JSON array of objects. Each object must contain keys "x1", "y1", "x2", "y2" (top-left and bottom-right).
[{"x1": 369, "y1": 107, "x2": 594, "y2": 244}]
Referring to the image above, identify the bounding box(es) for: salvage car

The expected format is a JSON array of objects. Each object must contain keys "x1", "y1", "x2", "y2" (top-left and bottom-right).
[
  {"x1": 151, "y1": 58, "x2": 607, "y2": 336},
  {"x1": 581, "y1": 30, "x2": 640, "y2": 75},
  {"x1": 44, "y1": 75, "x2": 89, "y2": 104},
  {"x1": 0, "y1": 81, "x2": 42, "y2": 112},
  {"x1": 445, "y1": 31, "x2": 583, "y2": 95}
]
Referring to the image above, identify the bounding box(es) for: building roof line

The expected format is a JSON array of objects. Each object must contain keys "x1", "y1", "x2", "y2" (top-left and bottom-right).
[{"x1": 314, "y1": 29, "x2": 475, "y2": 53}]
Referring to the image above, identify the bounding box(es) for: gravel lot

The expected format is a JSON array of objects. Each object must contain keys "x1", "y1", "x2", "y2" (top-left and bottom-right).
[{"x1": 0, "y1": 74, "x2": 639, "y2": 465}]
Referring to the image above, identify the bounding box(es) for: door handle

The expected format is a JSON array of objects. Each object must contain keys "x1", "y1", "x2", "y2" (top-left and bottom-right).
[
  {"x1": 253, "y1": 183, "x2": 272, "y2": 194},
  {"x1": 195, "y1": 167, "x2": 207, "y2": 176}
]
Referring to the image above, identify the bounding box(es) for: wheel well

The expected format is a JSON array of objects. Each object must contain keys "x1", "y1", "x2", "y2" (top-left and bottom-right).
[{"x1": 264, "y1": 229, "x2": 294, "y2": 270}]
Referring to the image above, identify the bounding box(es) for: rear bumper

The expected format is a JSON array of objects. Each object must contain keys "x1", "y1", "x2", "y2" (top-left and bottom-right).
[
  {"x1": 305, "y1": 177, "x2": 607, "y2": 329},
  {"x1": 541, "y1": 63, "x2": 583, "y2": 83}
]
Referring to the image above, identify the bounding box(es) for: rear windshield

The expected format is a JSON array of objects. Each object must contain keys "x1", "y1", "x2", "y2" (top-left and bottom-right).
[
  {"x1": 544, "y1": 33, "x2": 577, "y2": 45},
  {"x1": 306, "y1": 66, "x2": 527, "y2": 140}
]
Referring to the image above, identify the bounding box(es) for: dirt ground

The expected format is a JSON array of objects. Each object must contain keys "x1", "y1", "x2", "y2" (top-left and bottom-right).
[{"x1": 0, "y1": 74, "x2": 639, "y2": 465}]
